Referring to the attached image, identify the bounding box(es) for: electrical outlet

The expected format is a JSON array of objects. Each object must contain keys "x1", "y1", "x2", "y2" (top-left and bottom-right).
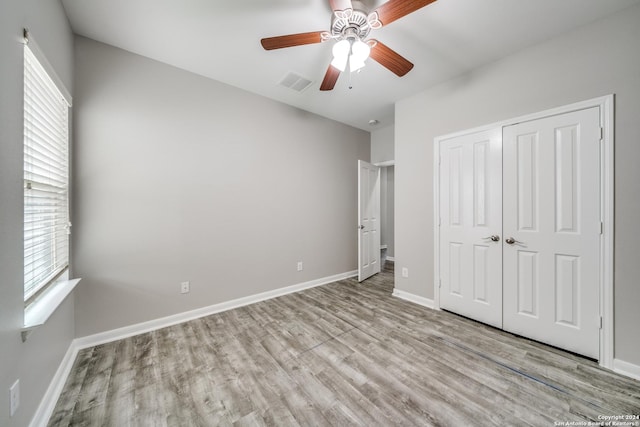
[
  {"x1": 180, "y1": 281, "x2": 190, "y2": 294},
  {"x1": 10, "y1": 379, "x2": 19, "y2": 417},
  {"x1": 297, "y1": 262, "x2": 303, "y2": 272},
  {"x1": 402, "y1": 267, "x2": 409, "y2": 278}
]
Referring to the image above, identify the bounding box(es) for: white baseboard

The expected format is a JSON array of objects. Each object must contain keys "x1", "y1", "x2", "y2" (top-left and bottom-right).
[
  {"x1": 31, "y1": 270, "x2": 357, "y2": 427},
  {"x1": 29, "y1": 341, "x2": 80, "y2": 427},
  {"x1": 613, "y1": 358, "x2": 640, "y2": 381},
  {"x1": 386, "y1": 256, "x2": 395, "y2": 261},
  {"x1": 392, "y1": 288, "x2": 435, "y2": 309}
]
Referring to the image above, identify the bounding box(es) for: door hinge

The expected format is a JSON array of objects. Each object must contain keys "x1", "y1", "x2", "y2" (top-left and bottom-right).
[
  {"x1": 599, "y1": 127, "x2": 604, "y2": 141},
  {"x1": 438, "y1": 217, "x2": 441, "y2": 226},
  {"x1": 599, "y1": 316, "x2": 603, "y2": 329},
  {"x1": 438, "y1": 278, "x2": 442, "y2": 289},
  {"x1": 600, "y1": 221, "x2": 604, "y2": 235}
]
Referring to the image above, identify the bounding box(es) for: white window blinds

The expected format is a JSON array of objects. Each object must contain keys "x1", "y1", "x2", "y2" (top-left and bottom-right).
[{"x1": 23, "y1": 45, "x2": 71, "y2": 301}]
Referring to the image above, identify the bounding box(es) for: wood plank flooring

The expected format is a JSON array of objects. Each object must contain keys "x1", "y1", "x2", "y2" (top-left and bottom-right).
[{"x1": 49, "y1": 262, "x2": 640, "y2": 426}]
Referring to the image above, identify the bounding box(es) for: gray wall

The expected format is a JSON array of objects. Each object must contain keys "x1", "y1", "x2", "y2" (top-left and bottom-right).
[
  {"x1": 395, "y1": 4, "x2": 640, "y2": 366},
  {"x1": 0, "y1": 0, "x2": 75, "y2": 425},
  {"x1": 371, "y1": 125, "x2": 394, "y2": 164},
  {"x1": 72, "y1": 37, "x2": 370, "y2": 337}
]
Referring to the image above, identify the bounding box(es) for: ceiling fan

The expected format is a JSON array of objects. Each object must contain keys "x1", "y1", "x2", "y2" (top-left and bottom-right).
[{"x1": 260, "y1": 0, "x2": 437, "y2": 91}]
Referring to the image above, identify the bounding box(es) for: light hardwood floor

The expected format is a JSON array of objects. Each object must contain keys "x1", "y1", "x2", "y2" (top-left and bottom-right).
[{"x1": 49, "y1": 262, "x2": 640, "y2": 426}]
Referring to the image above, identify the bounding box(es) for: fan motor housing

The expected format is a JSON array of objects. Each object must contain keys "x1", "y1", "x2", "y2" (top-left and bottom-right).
[{"x1": 330, "y1": 1, "x2": 372, "y2": 40}]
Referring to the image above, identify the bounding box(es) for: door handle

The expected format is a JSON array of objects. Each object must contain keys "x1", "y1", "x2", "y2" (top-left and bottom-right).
[
  {"x1": 482, "y1": 235, "x2": 500, "y2": 242},
  {"x1": 505, "y1": 237, "x2": 522, "y2": 245},
  {"x1": 358, "y1": 225, "x2": 365, "y2": 230}
]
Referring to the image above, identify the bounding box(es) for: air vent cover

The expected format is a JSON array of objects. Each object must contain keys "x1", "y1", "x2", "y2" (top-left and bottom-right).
[{"x1": 278, "y1": 72, "x2": 313, "y2": 92}]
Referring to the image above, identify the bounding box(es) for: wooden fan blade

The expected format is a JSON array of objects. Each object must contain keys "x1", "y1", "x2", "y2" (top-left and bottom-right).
[
  {"x1": 261, "y1": 31, "x2": 324, "y2": 50},
  {"x1": 372, "y1": 0, "x2": 437, "y2": 27},
  {"x1": 329, "y1": 0, "x2": 353, "y2": 13},
  {"x1": 369, "y1": 40, "x2": 414, "y2": 77},
  {"x1": 320, "y1": 65, "x2": 341, "y2": 91}
]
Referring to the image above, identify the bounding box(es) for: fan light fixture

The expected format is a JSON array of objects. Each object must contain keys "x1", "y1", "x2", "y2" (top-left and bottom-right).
[{"x1": 331, "y1": 38, "x2": 370, "y2": 73}]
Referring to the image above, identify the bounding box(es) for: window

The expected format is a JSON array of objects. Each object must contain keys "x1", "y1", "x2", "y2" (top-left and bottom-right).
[{"x1": 23, "y1": 44, "x2": 71, "y2": 301}]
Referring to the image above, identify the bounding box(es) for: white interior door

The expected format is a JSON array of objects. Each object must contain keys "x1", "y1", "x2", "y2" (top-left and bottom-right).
[
  {"x1": 358, "y1": 160, "x2": 380, "y2": 282},
  {"x1": 439, "y1": 129, "x2": 503, "y2": 328},
  {"x1": 502, "y1": 107, "x2": 601, "y2": 358}
]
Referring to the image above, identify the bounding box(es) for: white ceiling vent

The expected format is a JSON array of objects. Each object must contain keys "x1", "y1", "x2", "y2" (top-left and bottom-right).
[{"x1": 278, "y1": 72, "x2": 313, "y2": 93}]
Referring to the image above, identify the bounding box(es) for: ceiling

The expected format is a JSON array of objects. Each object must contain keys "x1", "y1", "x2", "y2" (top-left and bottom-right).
[{"x1": 60, "y1": 0, "x2": 639, "y2": 131}]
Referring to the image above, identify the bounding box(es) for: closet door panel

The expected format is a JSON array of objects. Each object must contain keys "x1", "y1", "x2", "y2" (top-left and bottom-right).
[
  {"x1": 439, "y1": 129, "x2": 503, "y2": 328},
  {"x1": 502, "y1": 107, "x2": 601, "y2": 359}
]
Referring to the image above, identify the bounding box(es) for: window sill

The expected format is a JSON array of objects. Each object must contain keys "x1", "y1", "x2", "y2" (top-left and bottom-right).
[{"x1": 22, "y1": 278, "x2": 81, "y2": 341}]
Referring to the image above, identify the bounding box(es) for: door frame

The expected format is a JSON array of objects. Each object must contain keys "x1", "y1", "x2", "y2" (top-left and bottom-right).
[{"x1": 433, "y1": 95, "x2": 614, "y2": 369}]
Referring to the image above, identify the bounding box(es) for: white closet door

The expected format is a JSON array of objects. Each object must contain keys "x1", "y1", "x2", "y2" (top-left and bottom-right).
[
  {"x1": 439, "y1": 129, "x2": 503, "y2": 328},
  {"x1": 502, "y1": 107, "x2": 601, "y2": 359}
]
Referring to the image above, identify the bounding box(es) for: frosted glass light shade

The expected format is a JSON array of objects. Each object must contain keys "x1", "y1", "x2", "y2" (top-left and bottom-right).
[
  {"x1": 351, "y1": 40, "x2": 370, "y2": 61},
  {"x1": 349, "y1": 56, "x2": 366, "y2": 72},
  {"x1": 331, "y1": 39, "x2": 350, "y2": 72},
  {"x1": 349, "y1": 40, "x2": 370, "y2": 72}
]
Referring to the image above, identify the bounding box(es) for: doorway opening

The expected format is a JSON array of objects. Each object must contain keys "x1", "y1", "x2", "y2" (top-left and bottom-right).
[{"x1": 379, "y1": 165, "x2": 395, "y2": 267}]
